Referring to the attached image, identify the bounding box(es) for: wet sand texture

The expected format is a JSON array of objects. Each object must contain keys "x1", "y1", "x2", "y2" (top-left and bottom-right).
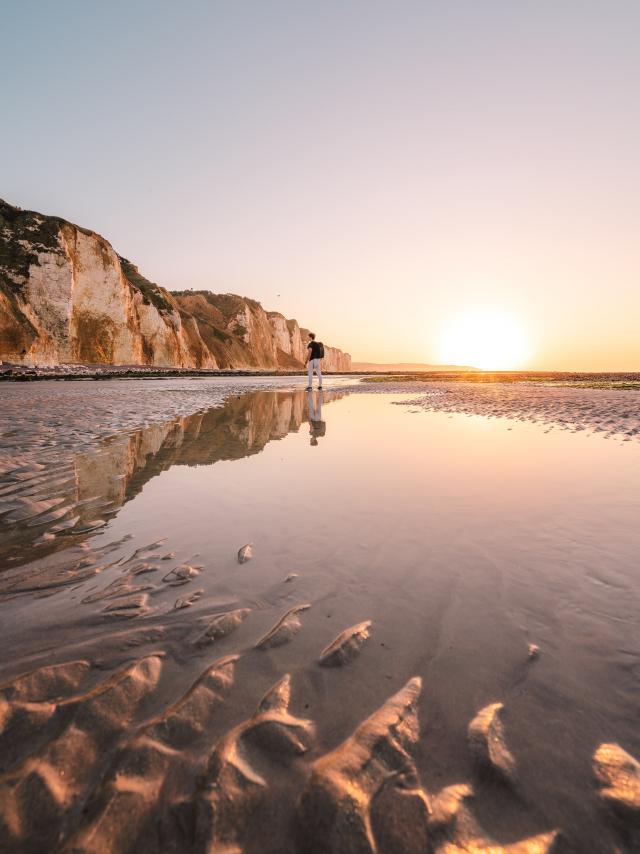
[
  {"x1": 1, "y1": 382, "x2": 639, "y2": 852},
  {"x1": 254, "y1": 604, "x2": 311, "y2": 649},
  {"x1": 467, "y1": 702, "x2": 516, "y2": 782},
  {"x1": 593, "y1": 744, "x2": 640, "y2": 822},
  {"x1": 196, "y1": 609, "x2": 252, "y2": 646},
  {"x1": 0, "y1": 652, "x2": 584, "y2": 853},
  {"x1": 377, "y1": 381, "x2": 640, "y2": 442},
  {"x1": 318, "y1": 620, "x2": 372, "y2": 667}
]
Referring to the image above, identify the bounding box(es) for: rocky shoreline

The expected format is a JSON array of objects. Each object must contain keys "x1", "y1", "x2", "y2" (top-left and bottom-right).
[
  {"x1": 0, "y1": 362, "x2": 356, "y2": 382},
  {"x1": 3, "y1": 361, "x2": 639, "y2": 385}
]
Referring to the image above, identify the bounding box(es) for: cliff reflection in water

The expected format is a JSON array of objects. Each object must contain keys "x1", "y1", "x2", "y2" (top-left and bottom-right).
[
  {"x1": 1, "y1": 388, "x2": 638, "y2": 853},
  {"x1": 1, "y1": 388, "x2": 343, "y2": 565}
]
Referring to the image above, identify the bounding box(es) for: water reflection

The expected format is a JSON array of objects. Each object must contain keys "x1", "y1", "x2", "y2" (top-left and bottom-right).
[
  {"x1": 307, "y1": 390, "x2": 326, "y2": 446},
  {"x1": 0, "y1": 389, "x2": 638, "y2": 852},
  {"x1": 0, "y1": 388, "x2": 344, "y2": 566}
]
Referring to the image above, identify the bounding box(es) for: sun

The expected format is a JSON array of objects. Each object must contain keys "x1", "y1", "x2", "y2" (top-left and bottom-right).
[{"x1": 438, "y1": 311, "x2": 530, "y2": 370}]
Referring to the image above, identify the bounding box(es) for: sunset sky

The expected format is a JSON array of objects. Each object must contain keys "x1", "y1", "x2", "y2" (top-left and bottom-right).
[{"x1": 2, "y1": 1, "x2": 638, "y2": 370}]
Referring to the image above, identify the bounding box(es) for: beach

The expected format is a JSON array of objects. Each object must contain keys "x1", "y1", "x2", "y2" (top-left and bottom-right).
[{"x1": 0, "y1": 377, "x2": 639, "y2": 853}]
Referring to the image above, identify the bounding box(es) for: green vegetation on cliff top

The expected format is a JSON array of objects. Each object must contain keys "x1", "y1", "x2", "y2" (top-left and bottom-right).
[
  {"x1": 0, "y1": 199, "x2": 175, "y2": 317},
  {"x1": 118, "y1": 256, "x2": 175, "y2": 314},
  {"x1": 172, "y1": 290, "x2": 261, "y2": 318},
  {"x1": 0, "y1": 199, "x2": 65, "y2": 291}
]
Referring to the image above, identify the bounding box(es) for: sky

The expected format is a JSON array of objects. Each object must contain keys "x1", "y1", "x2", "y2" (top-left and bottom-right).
[{"x1": 1, "y1": 0, "x2": 638, "y2": 370}]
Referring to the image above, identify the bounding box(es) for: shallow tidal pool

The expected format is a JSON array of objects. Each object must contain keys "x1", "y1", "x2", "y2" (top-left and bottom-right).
[{"x1": 0, "y1": 381, "x2": 638, "y2": 853}]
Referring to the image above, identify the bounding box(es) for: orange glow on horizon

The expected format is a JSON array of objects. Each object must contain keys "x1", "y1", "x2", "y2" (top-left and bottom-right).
[{"x1": 437, "y1": 311, "x2": 532, "y2": 370}]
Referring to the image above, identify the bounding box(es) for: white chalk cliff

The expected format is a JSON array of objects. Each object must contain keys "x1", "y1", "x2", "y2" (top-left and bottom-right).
[{"x1": 0, "y1": 199, "x2": 351, "y2": 371}]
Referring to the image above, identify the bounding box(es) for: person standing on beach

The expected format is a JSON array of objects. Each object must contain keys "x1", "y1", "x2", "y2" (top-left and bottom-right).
[{"x1": 305, "y1": 332, "x2": 323, "y2": 390}]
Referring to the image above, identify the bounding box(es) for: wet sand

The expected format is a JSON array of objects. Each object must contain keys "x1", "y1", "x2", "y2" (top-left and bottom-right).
[
  {"x1": 354, "y1": 378, "x2": 640, "y2": 443},
  {"x1": 0, "y1": 379, "x2": 639, "y2": 853}
]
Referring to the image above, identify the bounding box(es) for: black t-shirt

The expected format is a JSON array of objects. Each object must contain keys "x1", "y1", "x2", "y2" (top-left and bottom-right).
[{"x1": 308, "y1": 341, "x2": 322, "y2": 360}]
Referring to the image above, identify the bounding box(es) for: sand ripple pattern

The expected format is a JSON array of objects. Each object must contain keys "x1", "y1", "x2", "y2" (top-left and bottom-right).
[
  {"x1": 352, "y1": 380, "x2": 640, "y2": 441},
  {"x1": 0, "y1": 377, "x2": 324, "y2": 458},
  {"x1": 1, "y1": 633, "x2": 637, "y2": 851},
  {"x1": 0, "y1": 654, "x2": 560, "y2": 853}
]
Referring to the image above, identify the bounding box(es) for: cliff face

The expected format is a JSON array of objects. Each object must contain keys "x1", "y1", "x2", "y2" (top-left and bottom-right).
[
  {"x1": 0, "y1": 200, "x2": 351, "y2": 371},
  {"x1": 298, "y1": 326, "x2": 351, "y2": 372},
  {"x1": 0, "y1": 201, "x2": 216, "y2": 368},
  {"x1": 169, "y1": 294, "x2": 351, "y2": 372}
]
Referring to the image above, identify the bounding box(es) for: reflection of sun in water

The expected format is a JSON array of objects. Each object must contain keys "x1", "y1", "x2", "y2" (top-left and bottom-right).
[{"x1": 438, "y1": 311, "x2": 531, "y2": 370}]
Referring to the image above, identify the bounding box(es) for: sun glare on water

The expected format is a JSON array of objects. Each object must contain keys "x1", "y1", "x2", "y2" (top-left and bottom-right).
[{"x1": 438, "y1": 311, "x2": 531, "y2": 371}]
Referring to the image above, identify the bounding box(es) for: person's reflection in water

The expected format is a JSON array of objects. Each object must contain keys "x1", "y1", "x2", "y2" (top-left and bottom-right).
[{"x1": 307, "y1": 390, "x2": 326, "y2": 446}]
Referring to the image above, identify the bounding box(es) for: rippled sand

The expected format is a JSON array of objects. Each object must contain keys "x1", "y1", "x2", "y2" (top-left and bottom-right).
[
  {"x1": 0, "y1": 379, "x2": 639, "y2": 853},
  {"x1": 356, "y1": 379, "x2": 640, "y2": 442}
]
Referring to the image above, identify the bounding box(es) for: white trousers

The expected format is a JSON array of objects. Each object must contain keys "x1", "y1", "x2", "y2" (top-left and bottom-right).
[{"x1": 307, "y1": 358, "x2": 322, "y2": 386}]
